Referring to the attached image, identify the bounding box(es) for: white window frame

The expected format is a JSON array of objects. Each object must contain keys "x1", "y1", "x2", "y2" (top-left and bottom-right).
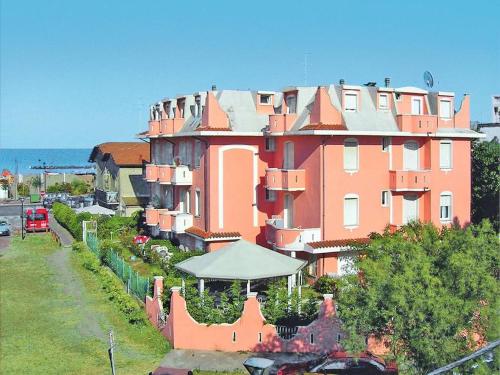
[
  {"x1": 344, "y1": 93, "x2": 358, "y2": 112},
  {"x1": 411, "y1": 96, "x2": 423, "y2": 115},
  {"x1": 195, "y1": 96, "x2": 202, "y2": 117},
  {"x1": 402, "y1": 194, "x2": 419, "y2": 224},
  {"x1": 343, "y1": 193, "x2": 359, "y2": 228},
  {"x1": 381, "y1": 191, "x2": 389, "y2": 207},
  {"x1": 378, "y1": 94, "x2": 389, "y2": 111},
  {"x1": 439, "y1": 140, "x2": 453, "y2": 170},
  {"x1": 265, "y1": 137, "x2": 275, "y2": 152},
  {"x1": 439, "y1": 192, "x2": 452, "y2": 222},
  {"x1": 260, "y1": 94, "x2": 272, "y2": 105},
  {"x1": 439, "y1": 99, "x2": 452, "y2": 119},
  {"x1": 195, "y1": 189, "x2": 201, "y2": 217},
  {"x1": 285, "y1": 94, "x2": 297, "y2": 114},
  {"x1": 265, "y1": 188, "x2": 276, "y2": 202},
  {"x1": 343, "y1": 138, "x2": 359, "y2": 172}
]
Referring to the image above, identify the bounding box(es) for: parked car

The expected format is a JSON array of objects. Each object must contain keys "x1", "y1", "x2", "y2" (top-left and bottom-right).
[
  {"x1": 0, "y1": 220, "x2": 10, "y2": 236},
  {"x1": 25, "y1": 208, "x2": 50, "y2": 232}
]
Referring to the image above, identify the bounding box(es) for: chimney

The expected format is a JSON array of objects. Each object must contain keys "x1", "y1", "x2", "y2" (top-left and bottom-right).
[
  {"x1": 211, "y1": 84, "x2": 217, "y2": 91},
  {"x1": 384, "y1": 77, "x2": 391, "y2": 88},
  {"x1": 339, "y1": 79, "x2": 345, "y2": 85}
]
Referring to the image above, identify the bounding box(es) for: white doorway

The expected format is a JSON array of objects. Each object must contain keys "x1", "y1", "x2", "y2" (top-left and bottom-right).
[
  {"x1": 411, "y1": 97, "x2": 423, "y2": 115},
  {"x1": 179, "y1": 189, "x2": 190, "y2": 213},
  {"x1": 403, "y1": 141, "x2": 419, "y2": 171},
  {"x1": 403, "y1": 194, "x2": 418, "y2": 224},
  {"x1": 283, "y1": 194, "x2": 293, "y2": 228},
  {"x1": 284, "y1": 142, "x2": 294, "y2": 170}
]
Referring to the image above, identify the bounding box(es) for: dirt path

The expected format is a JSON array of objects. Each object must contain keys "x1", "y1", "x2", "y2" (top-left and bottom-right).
[{"x1": 47, "y1": 246, "x2": 106, "y2": 340}]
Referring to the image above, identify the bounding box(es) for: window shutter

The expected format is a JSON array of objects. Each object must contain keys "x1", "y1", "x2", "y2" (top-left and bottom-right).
[
  {"x1": 344, "y1": 141, "x2": 358, "y2": 170},
  {"x1": 440, "y1": 142, "x2": 452, "y2": 169},
  {"x1": 440, "y1": 100, "x2": 451, "y2": 118},
  {"x1": 345, "y1": 94, "x2": 357, "y2": 111}
]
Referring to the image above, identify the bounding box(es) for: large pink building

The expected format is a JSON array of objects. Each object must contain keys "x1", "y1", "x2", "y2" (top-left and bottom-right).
[{"x1": 141, "y1": 80, "x2": 481, "y2": 277}]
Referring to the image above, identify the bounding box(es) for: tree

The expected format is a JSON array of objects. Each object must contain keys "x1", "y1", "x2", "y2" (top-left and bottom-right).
[
  {"x1": 31, "y1": 175, "x2": 42, "y2": 193},
  {"x1": 471, "y1": 139, "x2": 500, "y2": 231},
  {"x1": 17, "y1": 182, "x2": 30, "y2": 197},
  {"x1": 337, "y1": 221, "x2": 499, "y2": 374}
]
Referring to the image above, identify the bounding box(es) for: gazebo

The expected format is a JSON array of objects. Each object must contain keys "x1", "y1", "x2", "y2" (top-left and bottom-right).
[{"x1": 174, "y1": 239, "x2": 307, "y2": 296}]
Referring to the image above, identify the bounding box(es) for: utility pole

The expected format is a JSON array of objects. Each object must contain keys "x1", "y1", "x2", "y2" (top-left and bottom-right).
[
  {"x1": 20, "y1": 197, "x2": 25, "y2": 240},
  {"x1": 108, "y1": 330, "x2": 116, "y2": 375}
]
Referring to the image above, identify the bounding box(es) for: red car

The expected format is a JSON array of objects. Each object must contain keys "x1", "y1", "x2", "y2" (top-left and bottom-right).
[{"x1": 25, "y1": 208, "x2": 50, "y2": 232}]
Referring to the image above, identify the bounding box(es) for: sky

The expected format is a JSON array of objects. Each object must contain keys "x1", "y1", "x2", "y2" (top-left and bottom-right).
[{"x1": 1, "y1": 0, "x2": 499, "y2": 148}]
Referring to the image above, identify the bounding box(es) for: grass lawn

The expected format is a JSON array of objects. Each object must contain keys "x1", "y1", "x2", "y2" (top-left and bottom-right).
[{"x1": 0, "y1": 234, "x2": 168, "y2": 374}]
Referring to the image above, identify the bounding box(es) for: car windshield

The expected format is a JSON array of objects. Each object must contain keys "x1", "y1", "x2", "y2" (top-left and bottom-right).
[
  {"x1": 0, "y1": 221, "x2": 7, "y2": 226},
  {"x1": 27, "y1": 213, "x2": 47, "y2": 221}
]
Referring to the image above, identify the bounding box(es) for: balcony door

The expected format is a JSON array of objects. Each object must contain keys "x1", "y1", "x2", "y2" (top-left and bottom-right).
[
  {"x1": 403, "y1": 194, "x2": 418, "y2": 224},
  {"x1": 179, "y1": 189, "x2": 190, "y2": 214},
  {"x1": 283, "y1": 194, "x2": 293, "y2": 228},
  {"x1": 283, "y1": 141, "x2": 294, "y2": 170},
  {"x1": 403, "y1": 141, "x2": 419, "y2": 171}
]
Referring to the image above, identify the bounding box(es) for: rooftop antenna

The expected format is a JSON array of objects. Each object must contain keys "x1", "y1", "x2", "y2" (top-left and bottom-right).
[{"x1": 423, "y1": 71, "x2": 434, "y2": 89}]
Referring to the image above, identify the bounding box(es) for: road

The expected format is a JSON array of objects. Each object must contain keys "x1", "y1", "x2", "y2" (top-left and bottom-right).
[{"x1": 0, "y1": 202, "x2": 45, "y2": 249}]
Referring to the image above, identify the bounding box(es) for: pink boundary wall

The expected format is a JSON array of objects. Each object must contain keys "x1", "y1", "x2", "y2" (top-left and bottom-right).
[{"x1": 145, "y1": 277, "x2": 346, "y2": 353}]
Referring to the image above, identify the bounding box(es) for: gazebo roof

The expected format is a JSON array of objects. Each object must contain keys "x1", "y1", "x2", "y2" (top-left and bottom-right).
[{"x1": 174, "y1": 239, "x2": 306, "y2": 280}]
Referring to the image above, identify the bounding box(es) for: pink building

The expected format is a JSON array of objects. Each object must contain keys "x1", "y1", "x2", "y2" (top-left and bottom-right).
[{"x1": 141, "y1": 80, "x2": 481, "y2": 277}]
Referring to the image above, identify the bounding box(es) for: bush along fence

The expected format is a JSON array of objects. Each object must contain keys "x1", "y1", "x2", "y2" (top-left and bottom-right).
[{"x1": 85, "y1": 232, "x2": 150, "y2": 301}]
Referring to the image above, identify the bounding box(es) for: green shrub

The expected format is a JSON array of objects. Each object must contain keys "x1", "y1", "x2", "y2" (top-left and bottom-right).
[{"x1": 313, "y1": 276, "x2": 339, "y2": 298}]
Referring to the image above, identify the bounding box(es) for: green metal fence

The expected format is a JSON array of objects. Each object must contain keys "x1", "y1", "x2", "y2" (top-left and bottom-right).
[{"x1": 85, "y1": 232, "x2": 150, "y2": 301}]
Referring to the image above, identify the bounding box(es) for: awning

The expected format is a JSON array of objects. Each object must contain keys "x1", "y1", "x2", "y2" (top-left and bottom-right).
[{"x1": 174, "y1": 239, "x2": 306, "y2": 280}]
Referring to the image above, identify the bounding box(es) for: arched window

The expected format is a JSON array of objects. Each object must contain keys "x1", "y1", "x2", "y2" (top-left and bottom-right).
[{"x1": 343, "y1": 138, "x2": 359, "y2": 171}]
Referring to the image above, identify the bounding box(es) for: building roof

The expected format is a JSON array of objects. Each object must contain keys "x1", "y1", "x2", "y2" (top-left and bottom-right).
[
  {"x1": 174, "y1": 239, "x2": 306, "y2": 280},
  {"x1": 89, "y1": 142, "x2": 150, "y2": 166},
  {"x1": 185, "y1": 226, "x2": 241, "y2": 240},
  {"x1": 307, "y1": 238, "x2": 371, "y2": 249}
]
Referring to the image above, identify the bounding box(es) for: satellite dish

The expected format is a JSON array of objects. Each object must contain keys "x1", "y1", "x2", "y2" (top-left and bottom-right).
[{"x1": 423, "y1": 71, "x2": 434, "y2": 88}]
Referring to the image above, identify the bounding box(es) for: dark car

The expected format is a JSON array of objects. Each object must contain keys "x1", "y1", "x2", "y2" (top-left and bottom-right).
[{"x1": 0, "y1": 220, "x2": 11, "y2": 236}]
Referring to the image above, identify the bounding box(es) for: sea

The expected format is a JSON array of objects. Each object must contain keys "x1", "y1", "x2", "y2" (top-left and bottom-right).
[{"x1": 0, "y1": 148, "x2": 94, "y2": 175}]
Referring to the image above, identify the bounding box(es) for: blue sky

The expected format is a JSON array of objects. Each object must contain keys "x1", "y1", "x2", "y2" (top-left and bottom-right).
[{"x1": 1, "y1": 0, "x2": 499, "y2": 148}]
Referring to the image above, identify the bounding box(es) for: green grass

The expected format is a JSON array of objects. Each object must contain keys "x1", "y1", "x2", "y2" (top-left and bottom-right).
[{"x1": 0, "y1": 235, "x2": 168, "y2": 374}]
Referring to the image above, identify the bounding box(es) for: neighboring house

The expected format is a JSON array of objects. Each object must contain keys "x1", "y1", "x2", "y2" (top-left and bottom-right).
[
  {"x1": 89, "y1": 142, "x2": 150, "y2": 216},
  {"x1": 140, "y1": 80, "x2": 482, "y2": 278}
]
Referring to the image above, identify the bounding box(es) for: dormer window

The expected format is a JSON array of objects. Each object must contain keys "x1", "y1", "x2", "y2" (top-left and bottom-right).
[
  {"x1": 345, "y1": 93, "x2": 358, "y2": 112},
  {"x1": 260, "y1": 94, "x2": 272, "y2": 105},
  {"x1": 163, "y1": 102, "x2": 171, "y2": 119},
  {"x1": 378, "y1": 94, "x2": 389, "y2": 110},
  {"x1": 411, "y1": 97, "x2": 423, "y2": 115},
  {"x1": 285, "y1": 94, "x2": 297, "y2": 114},
  {"x1": 178, "y1": 100, "x2": 185, "y2": 118},
  {"x1": 439, "y1": 99, "x2": 451, "y2": 119}
]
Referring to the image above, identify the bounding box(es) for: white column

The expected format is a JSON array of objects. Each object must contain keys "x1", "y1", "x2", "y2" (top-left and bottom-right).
[
  {"x1": 291, "y1": 252, "x2": 297, "y2": 287},
  {"x1": 246, "y1": 280, "x2": 251, "y2": 295},
  {"x1": 298, "y1": 270, "x2": 302, "y2": 315},
  {"x1": 198, "y1": 278, "x2": 204, "y2": 297},
  {"x1": 287, "y1": 275, "x2": 292, "y2": 297},
  {"x1": 181, "y1": 278, "x2": 186, "y2": 295}
]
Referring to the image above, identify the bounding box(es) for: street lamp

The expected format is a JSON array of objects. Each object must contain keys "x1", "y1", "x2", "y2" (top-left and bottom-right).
[{"x1": 19, "y1": 197, "x2": 25, "y2": 240}]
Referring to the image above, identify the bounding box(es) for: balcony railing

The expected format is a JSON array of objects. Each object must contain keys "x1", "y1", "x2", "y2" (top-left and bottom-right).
[
  {"x1": 159, "y1": 210, "x2": 177, "y2": 232},
  {"x1": 171, "y1": 165, "x2": 192, "y2": 185},
  {"x1": 160, "y1": 118, "x2": 184, "y2": 135},
  {"x1": 396, "y1": 114, "x2": 437, "y2": 133},
  {"x1": 267, "y1": 114, "x2": 298, "y2": 133},
  {"x1": 389, "y1": 170, "x2": 431, "y2": 191},
  {"x1": 149, "y1": 120, "x2": 161, "y2": 136},
  {"x1": 146, "y1": 207, "x2": 167, "y2": 226},
  {"x1": 265, "y1": 217, "x2": 321, "y2": 251},
  {"x1": 145, "y1": 164, "x2": 159, "y2": 182},
  {"x1": 158, "y1": 165, "x2": 174, "y2": 184},
  {"x1": 96, "y1": 189, "x2": 119, "y2": 206},
  {"x1": 266, "y1": 169, "x2": 306, "y2": 191},
  {"x1": 172, "y1": 213, "x2": 193, "y2": 233}
]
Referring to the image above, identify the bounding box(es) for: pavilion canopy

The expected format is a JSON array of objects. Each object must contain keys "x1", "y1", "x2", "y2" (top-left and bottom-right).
[{"x1": 174, "y1": 239, "x2": 306, "y2": 280}]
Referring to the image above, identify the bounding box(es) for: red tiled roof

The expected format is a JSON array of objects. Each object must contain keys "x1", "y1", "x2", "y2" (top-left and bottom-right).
[
  {"x1": 185, "y1": 226, "x2": 241, "y2": 240},
  {"x1": 300, "y1": 123, "x2": 347, "y2": 131},
  {"x1": 89, "y1": 142, "x2": 150, "y2": 166},
  {"x1": 1, "y1": 169, "x2": 12, "y2": 177},
  {"x1": 308, "y1": 238, "x2": 371, "y2": 249}
]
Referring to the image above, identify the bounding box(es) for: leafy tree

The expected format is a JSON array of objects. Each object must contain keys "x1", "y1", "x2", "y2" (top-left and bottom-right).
[
  {"x1": 337, "y1": 221, "x2": 499, "y2": 374},
  {"x1": 70, "y1": 179, "x2": 90, "y2": 195},
  {"x1": 31, "y1": 175, "x2": 42, "y2": 192},
  {"x1": 17, "y1": 182, "x2": 30, "y2": 196},
  {"x1": 471, "y1": 139, "x2": 500, "y2": 231}
]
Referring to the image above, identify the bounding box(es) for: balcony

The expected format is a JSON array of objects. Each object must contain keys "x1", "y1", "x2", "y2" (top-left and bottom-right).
[
  {"x1": 265, "y1": 217, "x2": 321, "y2": 252},
  {"x1": 158, "y1": 165, "x2": 174, "y2": 184},
  {"x1": 389, "y1": 170, "x2": 431, "y2": 191},
  {"x1": 267, "y1": 114, "x2": 298, "y2": 133},
  {"x1": 172, "y1": 213, "x2": 193, "y2": 233},
  {"x1": 159, "y1": 210, "x2": 177, "y2": 232},
  {"x1": 266, "y1": 169, "x2": 306, "y2": 191},
  {"x1": 146, "y1": 207, "x2": 166, "y2": 226},
  {"x1": 396, "y1": 114, "x2": 437, "y2": 133},
  {"x1": 145, "y1": 164, "x2": 159, "y2": 182},
  {"x1": 160, "y1": 118, "x2": 184, "y2": 135},
  {"x1": 171, "y1": 165, "x2": 192, "y2": 185},
  {"x1": 149, "y1": 120, "x2": 161, "y2": 137},
  {"x1": 95, "y1": 189, "x2": 119, "y2": 206}
]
